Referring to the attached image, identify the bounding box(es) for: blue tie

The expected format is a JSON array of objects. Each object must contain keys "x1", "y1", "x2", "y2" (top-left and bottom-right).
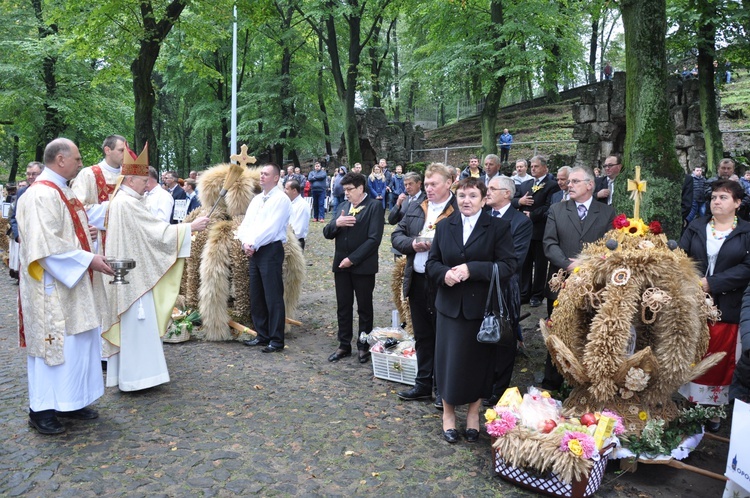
[{"x1": 492, "y1": 210, "x2": 500, "y2": 217}]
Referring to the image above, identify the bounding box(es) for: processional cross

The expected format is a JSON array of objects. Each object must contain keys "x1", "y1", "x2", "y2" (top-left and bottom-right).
[
  {"x1": 627, "y1": 165, "x2": 648, "y2": 220},
  {"x1": 45, "y1": 335, "x2": 55, "y2": 344},
  {"x1": 230, "y1": 144, "x2": 257, "y2": 168}
]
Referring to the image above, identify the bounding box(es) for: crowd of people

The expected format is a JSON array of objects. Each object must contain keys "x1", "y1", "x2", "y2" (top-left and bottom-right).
[{"x1": 6, "y1": 135, "x2": 749, "y2": 443}]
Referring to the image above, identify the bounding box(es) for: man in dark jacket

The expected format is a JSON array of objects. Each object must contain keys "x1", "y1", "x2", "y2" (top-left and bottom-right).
[
  {"x1": 323, "y1": 172, "x2": 385, "y2": 364},
  {"x1": 731, "y1": 283, "x2": 750, "y2": 403},
  {"x1": 164, "y1": 170, "x2": 187, "y2": 224},
  {"x1": 512, "y1": 155, "x2": 560, "y2": 306},
  {"x1": 391, "y1": 163, "x2": 456, "y2": 408},
  {"x1": 308, "y1": 162, "x2": 328, "y2": 221}
]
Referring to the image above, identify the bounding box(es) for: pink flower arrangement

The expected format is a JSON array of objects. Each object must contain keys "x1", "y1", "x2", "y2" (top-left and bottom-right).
[
  {"x1": 559, "y1": 431, "x2": 597, "y2": 459},
  {"x1": 486, "y1": 410, "x2": 518, "y2": 437},
  {"x1": 601, "y1": 410, "x2": 626, "y2": 436}
]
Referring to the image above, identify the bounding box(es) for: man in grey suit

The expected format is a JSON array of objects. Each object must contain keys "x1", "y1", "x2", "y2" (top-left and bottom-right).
[
  {"x1": 542, "y1": 166, "x2": 616, "y2": 391},
  {"x1": 388, "y1": 172, "x2": 423, "y2": 225}
]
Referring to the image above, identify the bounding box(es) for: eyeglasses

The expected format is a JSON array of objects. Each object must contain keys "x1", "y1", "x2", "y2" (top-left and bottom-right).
[
  {"x1": 343, "y1": 186, "x2": 359, "y2": 192},
  {"x1": 487, "y1": 187, "x2": 509, "y2": 192},
  {"x1": 603, "y1": 163, "x2": 619, "y2": 169},
  {"x1": 567, "y1": 179, "x2": 590, "y2": 185}
]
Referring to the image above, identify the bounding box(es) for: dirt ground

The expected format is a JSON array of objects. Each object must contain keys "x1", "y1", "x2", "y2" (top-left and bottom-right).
[{"x1": 300, "y1": 220, "x2": 734, "y2": 497}]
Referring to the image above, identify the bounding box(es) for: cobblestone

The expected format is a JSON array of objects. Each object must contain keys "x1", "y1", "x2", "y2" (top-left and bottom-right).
[{"x1": 0, "y1": 226, "x2": 731, "y2": 496}]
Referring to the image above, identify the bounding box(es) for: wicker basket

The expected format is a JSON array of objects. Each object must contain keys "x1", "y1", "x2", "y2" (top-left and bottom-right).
[
  {"x1": 492, "y1": 442, "x2": 614, "y2": 498},
  {"x1": 163, "y1": 322, "x2": 190, "y2": 344}
]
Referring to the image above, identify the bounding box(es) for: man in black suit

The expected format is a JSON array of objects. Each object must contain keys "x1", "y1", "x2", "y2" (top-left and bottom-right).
[
  {"x1": 391, "y1": 163, "x2": 457, "y2": 407},
  {"x1": 323, "y1": 172, "x2": 385, "y2": 364},
  {"x1": 484, "y1": 175, "x2": 533, "y2": 405},
  {"x1": 542, "y1": 166, "x2": 616, "y2": 391},
  {"x1": 512, "y1": 155, "x2": 560, "y2": 307},
  {"x1": 594, "y1": 154, "x2": 621, "y2": 204},
  {"x1": 164, "y1": 170, "x2": 187, "y2": 224},
  {"x1": 184, "y1": 178, "x2": 201, "y2": 215}
]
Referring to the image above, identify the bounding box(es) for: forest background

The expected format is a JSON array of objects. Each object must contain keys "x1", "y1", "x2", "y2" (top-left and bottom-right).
[{"x1": 0, "y1": 0, "x2": 749, "y2": 188}]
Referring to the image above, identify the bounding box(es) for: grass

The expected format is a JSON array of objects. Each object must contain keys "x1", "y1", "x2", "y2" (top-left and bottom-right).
[{"x1": 423, "y1": 71, "x2": 750, "y2": 157}]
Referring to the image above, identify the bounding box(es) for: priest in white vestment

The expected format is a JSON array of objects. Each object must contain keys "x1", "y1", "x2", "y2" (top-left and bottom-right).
[
  {"x1": 70, "y1": 134, "x2": 126, "y2": 246},
  {"x1": 101, "y1": 143, "x2": 210, "y2": 392},
  {"x1": 17, "y1": 138, "x2": 115, "y2": 435}
]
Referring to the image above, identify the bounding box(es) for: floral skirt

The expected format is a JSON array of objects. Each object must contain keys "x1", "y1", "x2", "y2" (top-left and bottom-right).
[{"x1": 679, "y1": 322, "x2": 740, "y2": 405}]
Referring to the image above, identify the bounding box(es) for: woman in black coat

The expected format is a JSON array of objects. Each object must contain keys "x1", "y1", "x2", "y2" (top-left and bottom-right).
[
  {"x1": 679, "y1": 179, "x2": 750, "y2": 430},
  {"x1": 426, "y1": 177, "x2": 516, "y2": 443}
]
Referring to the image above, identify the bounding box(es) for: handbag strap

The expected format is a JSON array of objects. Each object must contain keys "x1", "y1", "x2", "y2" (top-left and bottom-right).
[
  {"x1": 493, "y1": 263, "x2": 505, "y2": 316},
  {"x1": 484, "y1": 263, "x2": 498, "y2": 314}
]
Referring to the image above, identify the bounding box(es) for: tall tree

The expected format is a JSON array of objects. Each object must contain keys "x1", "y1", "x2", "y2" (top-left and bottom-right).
[
  {"x1": 301, "y1": 0, "x2": 394, "y2": 164},
  {"x1": 619, "y1": 0, "x2": 682, "y2": 236}
]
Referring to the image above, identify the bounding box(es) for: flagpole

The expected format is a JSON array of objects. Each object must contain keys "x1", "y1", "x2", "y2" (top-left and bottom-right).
[{"x1": 230, "y1": 3, "x2": 238, "y2": 162}]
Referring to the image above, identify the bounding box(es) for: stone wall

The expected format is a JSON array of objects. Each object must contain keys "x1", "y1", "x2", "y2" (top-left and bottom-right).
[
  {"x1": 337, "y1": 108, "x2": 426, "y2": 168},
  {"x1": 573, "y1": 73, "x2": 708, "y2": 172}
]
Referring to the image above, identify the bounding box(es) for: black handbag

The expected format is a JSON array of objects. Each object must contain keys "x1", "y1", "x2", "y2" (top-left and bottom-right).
[{"x1": 477, "y1": 263, "x2": 514, "y2": 345}]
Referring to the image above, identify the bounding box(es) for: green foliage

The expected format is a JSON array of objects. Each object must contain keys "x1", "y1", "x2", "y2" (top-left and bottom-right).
[{"x1": 622, "y1": 405, "x2": 726, "y2": 457}]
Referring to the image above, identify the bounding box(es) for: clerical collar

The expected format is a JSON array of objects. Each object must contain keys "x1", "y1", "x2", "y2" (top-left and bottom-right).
[
  {"x1": 37, "y1": 168, "x2": 68, "y2": 188},
  {"x1": 119, "y1": 184, "x2": 144, "y2": 200},
  {"x1": 99, "y1": 159, "x2": 121, "y2": 175}
]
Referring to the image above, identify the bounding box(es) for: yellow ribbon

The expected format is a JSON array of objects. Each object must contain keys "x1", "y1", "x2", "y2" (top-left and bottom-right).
[{"x1": 627, "y1": 178, "x2": 647, "y2": 197}]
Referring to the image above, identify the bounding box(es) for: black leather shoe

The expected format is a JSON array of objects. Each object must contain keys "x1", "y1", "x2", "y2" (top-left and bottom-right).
[
  {"x1": 328, "y1": 349, "x2": 351, "y2": 362},
  {"x1": 465, "y1": 428, "x2": 480, "y2": 442},
  {"x1": 28, "y1": 416, "x2": 65, "y2": 435},
  {"x1": 358, "y1": 350, "x2": 371, "y2": 364},
  {"x1": 530, "y1": 298, "x2": 542, "y2": 307},
  {"x1": 261, "y1": 345, "x2": 284, "y2": 353},
  {"x1": 434, "y1": 394, "x2": 443, "y2": 410},
  {"x1": 443, "y1": 428, "x2": 460, "y2": 443},
  {"x1": 56, "y1": 407, "x2": 99, "y2": 420},
  {"x1": 397, "y1": 386, "x2": 432, "y2": 401},
  {"x1": 483, "y1": 395, "x2": 500, "y2": 407},
  {"x1": 244, "y1": 338, "x2": 269, "y2": 347}
]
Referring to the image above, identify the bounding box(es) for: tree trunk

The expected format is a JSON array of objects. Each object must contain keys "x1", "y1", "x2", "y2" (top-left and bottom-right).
[
  {"x1": 392, "y1": 19, "x2": 400, "y2": 121},
  {"x1": 31, "y1": 0, "x2": 63, "y2": 152},
  {"x1": 131, "y1": 0, "x2": 187, "y2": 167},
  {"x1": 620, "y1": 0, "x2": 682, "y2": 237},
  {"x1": 406, "y1": 81, "x2": 417, "y2": 120},
  {"x1": 369, "y1": 20, "x2": 383, "y2": 108},
  {"x1": 589, "y1": 14, "x2": 599, "y2": 84},
  {"x1": 276, "y1": 3, "x2": 294, "y2": 167},
  {"x1": 9, "y1": 135, "x2": 19, "y2": 182},
  {"x1": 479, "y1": 1, "x2": 507, "y2": 154},
  {"x1": 317, "y1": 35, "x2": 333, "y2": 157},
  {"x1": 695, "y1": 0, "x2": 723, "y2": 175},
  {"x1": 205, "y1": 130, "x2": 213, "y2": 165}
]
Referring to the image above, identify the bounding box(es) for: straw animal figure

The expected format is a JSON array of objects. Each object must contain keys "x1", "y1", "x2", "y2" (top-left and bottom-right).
[
  {"x1": 541, "y1": 230, "x2": 725, "y2": 433},
  {"x1": 182, "y1": 164, "x2": 305, "y2": 341}
]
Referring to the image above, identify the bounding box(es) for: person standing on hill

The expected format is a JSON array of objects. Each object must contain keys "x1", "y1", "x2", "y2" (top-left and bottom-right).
[{"x1": 498, "y1": 129, "x2": 513, "y2": 164}]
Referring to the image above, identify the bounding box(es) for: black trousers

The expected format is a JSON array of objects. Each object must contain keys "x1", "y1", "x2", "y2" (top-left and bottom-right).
[
  {"x1": 492, "y1": 342, "x2": 518, "y2": 396},
  {"x1": 521, "y1": 239, "x2": 548, "y2": 302},
  {"x1": 334, "y1": 272, "x2": 375, "y2": 352},
  {"x1": 500, "y1": 147, "x2": 509, "y2": 163},
  {"x1": 249, "y1": 241, "x2": 286, "y2": 348},
  {"x1": 409, "y1": 272, "x2": 438, "y2": 392},
  {"x1": 298, "y1": 238, "x2": 305, "y2": 250}
]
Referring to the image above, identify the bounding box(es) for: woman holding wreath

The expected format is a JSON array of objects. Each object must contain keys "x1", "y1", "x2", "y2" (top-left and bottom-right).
[
  {"x1": 426, "y1": 177, "x2": 516, "y2": 443},
  {"x1": 679, "y1": 179, "x2": 750, "y2": 430}
]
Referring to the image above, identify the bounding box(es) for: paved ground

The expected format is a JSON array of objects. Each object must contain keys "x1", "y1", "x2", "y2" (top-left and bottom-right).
[{"x1": 0, "y1": 222, "x2": 732, "y2": 496}]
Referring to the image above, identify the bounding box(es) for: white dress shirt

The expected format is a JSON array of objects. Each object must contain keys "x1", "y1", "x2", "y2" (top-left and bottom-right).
[
  {"x1": 461, "y1": 211, "x2": 481, "y2": 244},
  {"x1": 289, "y1": 194, "x2": 311, "y2": 240},
  {"x1": 236, "y1": 186, "x2": 291, "y2": 249},
  {"x1": 413, "y1": 196, "x2": 451, "y2": 273},
  {"x1": 144, "y1": 185, "x2": 174, "y2": 224}
]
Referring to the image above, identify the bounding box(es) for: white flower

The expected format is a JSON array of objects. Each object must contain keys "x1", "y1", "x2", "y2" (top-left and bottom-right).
[{"x1": 624, "y1": 367, "x2": 650, "y2": 392}]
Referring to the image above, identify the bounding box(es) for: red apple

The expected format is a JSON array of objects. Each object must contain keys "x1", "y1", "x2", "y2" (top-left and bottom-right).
[
  {"x1": 580, "y1": 412, "x2": 597, "y2": 426},
  {"x1": 539, "y1": 419, "x2": 557, "y2": 434}
]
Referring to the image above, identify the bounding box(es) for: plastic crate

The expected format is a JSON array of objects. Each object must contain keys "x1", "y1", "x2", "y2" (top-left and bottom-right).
[
  {"x1": 371, "y1": 351, "x2": 417, "y2": 385},
  {"x1": 492, "y1": 442, "x2": 614, "y2": 498}
]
